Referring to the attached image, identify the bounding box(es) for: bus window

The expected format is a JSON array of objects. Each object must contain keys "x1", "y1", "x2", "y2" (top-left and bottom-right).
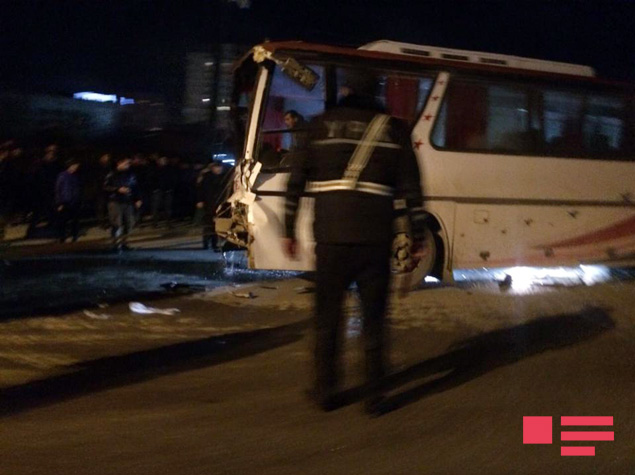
[
  {"x1": 431, "y1": 79, "x2": 532, "y2": 153},
  {"x1": 258, "y1": 64, "x2": 326, "y2": 169},
  {"x1": 582, "y1": 94, "x2": 628, "y2": 158},
  {"x1": 335, "y1": 68, "x2": 435, "y2": 126},
  {"x1": 543, "y1": 90, "x2": 584, "y2": 156}
]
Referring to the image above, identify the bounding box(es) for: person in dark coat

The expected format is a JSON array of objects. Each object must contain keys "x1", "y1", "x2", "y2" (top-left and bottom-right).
[
  {"x1": 95, "y1": 153, "x2": 112, "y2": 229},
  {"x1": 283, "y1": 69, "x2": 428, "y2": 415},
  {"x1": 27, "y1": 144, "x2": 62, "y2": 237},
  {"x1": 103, "y1": 157, "x2": 142, "y2": 250},
  {"x1": 283, "y1": 110, "x2": 309, "y2": 152},
  {"x1": 130, "y1": 154, "x2": 150, "y2": 224},
  {"x1": 196, "y1": 161, "x2": 226, "y2": 250},
  {"x1": 149, "y1": 156, "x2": 177, "y2": 228},
  {"x1": 0, "y1": 148, "x2": 11, "y2": 240},
  {"x1": 55, "y1": 160, "x2": 81, "y2": 242}
]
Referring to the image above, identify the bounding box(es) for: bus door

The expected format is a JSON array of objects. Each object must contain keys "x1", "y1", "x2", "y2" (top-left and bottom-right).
[{"x1": 247, "y1": 62, "x2": 327, "y2": 271}]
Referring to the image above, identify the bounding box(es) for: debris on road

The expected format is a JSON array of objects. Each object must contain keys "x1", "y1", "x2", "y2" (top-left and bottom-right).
[
  {"x1": 160, "y1": 282, "x2": 206, "y2": 292},
  {"x1": 498, "y1": 274, "x2": 513, "y2": 291},
  {"x1": 129, "y1": 302, "x2": 181, "y2": 315},
  {"x1": 83, "y1": 310, "x2": 112, "y2": 320},
  {"x1": 232, "y1": 291, "x2": 257, "y2": 299},
  {"x1": 294, "y1": 286, "x2": 315, "y2": 294},
  {"x1": 259, "y1": 285, "x2": 278, "y2": 290}
]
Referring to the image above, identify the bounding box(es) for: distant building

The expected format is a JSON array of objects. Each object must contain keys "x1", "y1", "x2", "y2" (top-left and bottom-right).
[
  {"x1": 118, "y1": 93, "x2": 168, "y2": 131},
  {"x1": 182, "y1": 44, "x2": 247, "y2": 128},
  {"x1": 0, "y1": 90, "x2": 169, "y2": 141},
  {"x1": 0, "y1": 92, "x2": 119, "y2": 139}
]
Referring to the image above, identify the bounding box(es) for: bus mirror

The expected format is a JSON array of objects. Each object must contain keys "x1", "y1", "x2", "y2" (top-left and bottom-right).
[
  {"x1": 278, "y1": 57, "x2": 319, "y2": 90},
  {"x1": 252, "y1": 46, "x2": 319, "y2": 90}
]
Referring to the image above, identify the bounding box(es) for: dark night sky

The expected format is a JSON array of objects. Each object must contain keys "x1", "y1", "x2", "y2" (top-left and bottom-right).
[{"x1": 1, "y1": 0, "x2": 634, "y2": 102}]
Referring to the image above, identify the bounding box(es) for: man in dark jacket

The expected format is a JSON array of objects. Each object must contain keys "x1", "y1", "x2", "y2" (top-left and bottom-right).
[
  {"x1": 150, "y1": 156, "x2": 177, "y2": 228},
  {"x1": 55, "y1": 160, "x2": 81, "y2": 242},
  {"x1": 0, "y1": 147, "x2": 11, "y2": 240},
  {"x1": 27, "y1": 144, "x2": 62, "y2": 237},
  {"x1": 95, "y1": 153, "x2": 112, "y2": 229},
  {"x1": 283, "y1": 69, "x2": 428, "y2": 414},
  {"x1": 196, "y1": 161, "x2": 226, "y2": 251},
  {"x1": 104, "y1": 157, "x2": 142, "y2": 250}
]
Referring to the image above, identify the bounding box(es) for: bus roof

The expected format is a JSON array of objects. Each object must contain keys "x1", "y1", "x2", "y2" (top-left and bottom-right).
[
  {"x1": 254, "y1": 40, "x2": 633, "y2": 88},
  {"x1": 360, "y1": 40, "x2": 594, "y2": 77}
]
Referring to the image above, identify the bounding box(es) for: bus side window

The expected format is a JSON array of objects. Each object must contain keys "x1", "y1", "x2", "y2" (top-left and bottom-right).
[
  {"x1": 335, "y1": 68, "x2": 435, "y2": 128},
  {"x1": 383, "y1": 76, "x2": 434, "y2": 125},
  {"x1": 543, "y1": 91, "x2": 584, "y2": 156},
  {"x1": 582, "y1": 94, "x2": 628, "y2": 159},
  {"x1": 432, "y1": 79, "x2": 534, "y2": 153},
  {"x1": 431, "y1": 76, "x2": 633, "y2": 161}
]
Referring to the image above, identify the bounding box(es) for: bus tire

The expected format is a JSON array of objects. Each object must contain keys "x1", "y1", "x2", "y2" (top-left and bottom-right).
[{"x1": 391, "y1": 227, "x2": 444, "y2": 290}]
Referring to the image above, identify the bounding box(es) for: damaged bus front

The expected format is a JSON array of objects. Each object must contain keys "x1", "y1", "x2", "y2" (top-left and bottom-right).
[
  {"x1": 217, "y1": 44, "x2": 323, "y2": 272},
  {"x1": 218, "y1": 42, "x2": 442, "y2": 286}
]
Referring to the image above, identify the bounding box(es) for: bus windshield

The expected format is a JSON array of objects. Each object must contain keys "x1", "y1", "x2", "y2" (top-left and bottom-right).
[{"x1": 256, "y1": 62, "x2": 436, "y2": 170}]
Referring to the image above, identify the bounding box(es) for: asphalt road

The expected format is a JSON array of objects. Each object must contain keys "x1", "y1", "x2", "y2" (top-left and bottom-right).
[{"x1": 0, "y1": 256, "x2": 633, "y2": 474}]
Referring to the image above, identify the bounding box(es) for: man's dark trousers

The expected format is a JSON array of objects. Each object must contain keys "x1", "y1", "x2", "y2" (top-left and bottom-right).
[
  {"x1": 57, "y1": 203, "x2": 80, "y2": 242},
  {"x1": 314, "y1": 242, "x2": 391, "y2": 399}
]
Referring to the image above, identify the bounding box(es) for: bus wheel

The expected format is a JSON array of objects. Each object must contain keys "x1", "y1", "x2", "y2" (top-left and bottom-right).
[{"x1": 391, "y1": 227, "x2": 443, "y2": 290}]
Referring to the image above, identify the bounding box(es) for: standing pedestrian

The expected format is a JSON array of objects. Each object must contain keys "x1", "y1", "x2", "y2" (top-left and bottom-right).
[
  {"x1": 196, "y1": 160, "x2": 226, "y2": 251},
  {"x1": 104, "y1": 157, "x2": 142, "y2": 251},
  {"x1": 149, "y1": 156, "x2": 176, "y2": 228},
  {"x1": 27, "y1": 144, "x2": 62, "y2": 237},
  {"x1": 0, "y1": 147, "x2": 11, "y2": 240},
  {"x1": 283, "y1": 110, "x2": 309, "y2": 152},
  {"x1": 55, "y1": 160, "x2": 81, "y2": 243},
  {"x1": 95, "y1": 153, "x2": 112, "y2": 229},
  {"x1": 282, "y1": 69, "x2": 428, "y2": 414},
  {"x1": 130, "y1": 154, "x2": 150, "y2": 225}
]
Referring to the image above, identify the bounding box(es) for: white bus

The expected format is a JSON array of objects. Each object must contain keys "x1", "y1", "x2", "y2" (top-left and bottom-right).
[{"x1": 218, "y1": 40, "x2": 634, "y2": 285}]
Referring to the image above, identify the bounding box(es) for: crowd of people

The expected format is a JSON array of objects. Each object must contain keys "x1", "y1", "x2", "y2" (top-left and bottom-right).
[{"x1": 0, "y1": 139, "x2": 231, "y2": 249}]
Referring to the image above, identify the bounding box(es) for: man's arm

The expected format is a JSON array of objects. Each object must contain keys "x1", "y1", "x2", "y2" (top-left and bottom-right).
[
  {"x1": 103, "y1": 172, "x2": 117, "y2": 194},
  {"x1": 394, "y1": 119, "x2": 428, "y2": 250},
  {"x1": 282, "y1": 147, "x2": 310, "y2": 258},
  {"x1": 55, "y1": 173, "x2": 65, "y2": 206},
  {"x1": 129, "y1": 174, "x2": 143, "y2": 208}
]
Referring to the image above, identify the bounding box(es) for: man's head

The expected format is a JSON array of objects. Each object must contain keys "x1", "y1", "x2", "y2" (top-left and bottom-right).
[
  {"x1": 99, "y1": 153, "x2": 111, "y2": 166},
  {"x1": 65, "y1": 160, "x2": 80, "y2": 174},
  {"x1": 210, "y1": 161, "x2": 223, "y2": 175},
  {"x1": 284, "y1": 110, "x2": 302, "y2": 129},
  {"x1": 116, "y1": 157, "x2": 131, "y2": 171}
]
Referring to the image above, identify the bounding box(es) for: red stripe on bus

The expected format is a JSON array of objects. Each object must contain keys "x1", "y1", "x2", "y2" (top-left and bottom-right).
[{"x1": 539, "y1": 216, "x2": 635, "y2": 249}]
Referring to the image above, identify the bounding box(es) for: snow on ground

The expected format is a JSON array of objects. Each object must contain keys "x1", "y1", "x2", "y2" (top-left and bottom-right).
[{"x1": 1, "y1": 256, "x2": 633, "y2": 391}]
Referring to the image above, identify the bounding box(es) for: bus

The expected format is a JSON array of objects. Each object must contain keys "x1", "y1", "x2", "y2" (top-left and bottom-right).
[{"x1": 218, "y1": 40, "x2": 635, "y2": 286}]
